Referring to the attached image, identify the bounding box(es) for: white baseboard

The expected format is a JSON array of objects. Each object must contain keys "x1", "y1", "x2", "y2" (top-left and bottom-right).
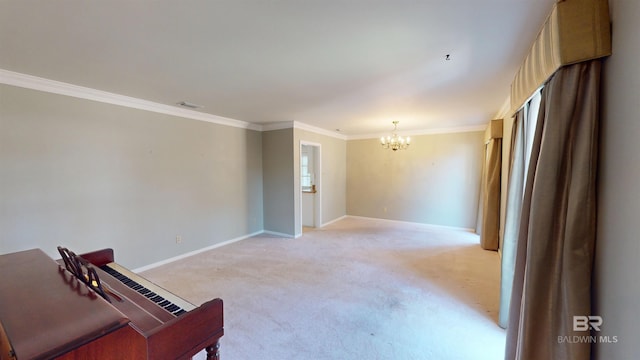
[
  {"x1": 262, "y1": 230, "x2": 296, "y2": 238},
  {"x1": 344, "y1": 215, "x2": 476, "y2": 233},
  {"x1": 321, "y1": 215, "x2": 348, "y2": 228},
  {"x1": 133, "y1": 216, "x2": 475, "y2": 273},
  {"x1": 133, "y1": 230, "x2": 263, "y2": 273}
]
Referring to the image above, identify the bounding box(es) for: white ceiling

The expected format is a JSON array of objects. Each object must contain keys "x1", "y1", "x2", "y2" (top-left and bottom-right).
[{"x1": 0, "y1": 0, "x2": 555, "y2": 136}]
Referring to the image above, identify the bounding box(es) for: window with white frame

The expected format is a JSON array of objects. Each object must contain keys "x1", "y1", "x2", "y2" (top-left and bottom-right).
[{"x1": 301, "y1": 146, "x2": 315, "y2": 191}]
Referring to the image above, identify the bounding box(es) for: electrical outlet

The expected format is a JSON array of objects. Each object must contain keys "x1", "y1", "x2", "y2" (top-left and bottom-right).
[{"x1": 176, "y1": 235, "x2": 182, "y2": 244}]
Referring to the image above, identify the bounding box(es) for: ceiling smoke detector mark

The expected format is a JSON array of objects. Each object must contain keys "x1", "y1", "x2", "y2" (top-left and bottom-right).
[{"x1": 177, "y1": 101, "x2": 203, "y2": 109}]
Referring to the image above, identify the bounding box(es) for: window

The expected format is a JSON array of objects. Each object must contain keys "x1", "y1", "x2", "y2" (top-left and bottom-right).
[{"x1": 301, "y1": 153, "x2": 312, "y2": 190}]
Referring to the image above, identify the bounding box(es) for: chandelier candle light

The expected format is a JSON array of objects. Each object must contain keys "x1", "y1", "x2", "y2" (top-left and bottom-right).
[{"x1": 380, "y1": 121, "x2": 410, "y2": 151}]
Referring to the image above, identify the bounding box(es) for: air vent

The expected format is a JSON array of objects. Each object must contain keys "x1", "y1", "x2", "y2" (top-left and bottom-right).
[{"x1": 177, "y1": 101, "x2": 203, "y2": 109}]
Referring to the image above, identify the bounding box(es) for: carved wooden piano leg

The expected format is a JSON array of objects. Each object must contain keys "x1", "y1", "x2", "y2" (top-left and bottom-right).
[{"x1": 206, "y1": 341, "x2": 220, "y2": 360}]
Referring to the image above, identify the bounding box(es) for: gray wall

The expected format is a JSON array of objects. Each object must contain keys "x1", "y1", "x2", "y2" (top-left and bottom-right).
[
  {"x1": 346, "y1": 131, "x2": 484, "y2": 229},
  {"x1": 593, "y1": 0, "x2": 639, "y2": 358},
  {"x1": 293, "y1": 128, "x2": 347, "y2": 236},
  {"x1": 0, "y1": 84, "x2": 263, "y2": 269},
  {"x1": 262, "y1": 128, "x2": 295, "y2": 236}
]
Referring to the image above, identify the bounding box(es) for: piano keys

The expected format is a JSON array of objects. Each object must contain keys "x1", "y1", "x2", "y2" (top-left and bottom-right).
[
  {"x1": 0, "y1": 248, "x2": 224, "y2": 360},
  {"x1": 99, "y1": 262, "x2": 194, "y2": 316}
]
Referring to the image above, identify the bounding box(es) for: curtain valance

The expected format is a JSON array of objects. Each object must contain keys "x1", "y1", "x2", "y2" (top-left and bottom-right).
[
  {"x1": 510, "y1": 0, "x2": 610, "y2": 115},
  {"x1": 484, "y1": 119, "x2": 503, "y2": 143}
]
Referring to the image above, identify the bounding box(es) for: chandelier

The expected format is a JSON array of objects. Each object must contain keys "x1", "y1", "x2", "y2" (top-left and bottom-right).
[{"x1": 380, "y1": 121, "x2": 410, "y2": 151}]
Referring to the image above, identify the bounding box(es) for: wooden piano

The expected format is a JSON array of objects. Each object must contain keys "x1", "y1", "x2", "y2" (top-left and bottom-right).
[{"x1": 0, "y1": 248, "x2": 223, "y2": 360}]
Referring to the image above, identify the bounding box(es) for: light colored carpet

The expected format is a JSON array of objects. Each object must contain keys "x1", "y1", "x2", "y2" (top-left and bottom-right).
[{"x1": 142, "y1": 217, "x2": 505, "y2": 359}]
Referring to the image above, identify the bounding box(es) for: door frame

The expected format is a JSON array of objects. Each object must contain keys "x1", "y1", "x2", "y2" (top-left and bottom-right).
[{"x1": 299, "y1": 141, "x2": 322, "y2": 235}]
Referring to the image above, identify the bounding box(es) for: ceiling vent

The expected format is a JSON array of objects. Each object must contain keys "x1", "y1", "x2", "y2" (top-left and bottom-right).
[{"x1": 177, "y1": 101, "x2": 203, "y2": 109}]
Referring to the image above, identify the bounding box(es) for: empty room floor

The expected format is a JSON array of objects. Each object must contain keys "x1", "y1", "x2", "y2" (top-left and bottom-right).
[{"x1": 142, "y1": 217, "x2": 505, "y2": 359}]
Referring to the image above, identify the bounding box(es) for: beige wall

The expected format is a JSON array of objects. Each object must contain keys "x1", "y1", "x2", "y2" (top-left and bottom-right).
[
  {"x1": 346, "y1": 131, "x2": 484, "y2": 229},
  {"x1": 594, "y1": 0, "x2": 639, "y2": 358},
  {"x1": 0, "y1": 84, "x2": 264, "y2": 269}
]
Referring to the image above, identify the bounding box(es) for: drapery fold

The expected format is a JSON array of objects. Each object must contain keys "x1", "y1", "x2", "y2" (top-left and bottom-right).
[
  {"x1": 498, "y1": 111, "x2": 524, "y2": 328},
  {"x1": 505, "y1": 60, "x2": 601, "y2": 360},
  {"x1": 499, "y1": 90, "x2": 541, "y2": 329},
  {"x1": 480, "y1": 120, "x2": 503, "y2": 250}
]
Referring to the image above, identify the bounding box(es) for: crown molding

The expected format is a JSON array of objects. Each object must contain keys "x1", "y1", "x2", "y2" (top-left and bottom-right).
[
  {"x1": 0, "y1": 69, "x2": 262, "y2": 131},
  {"x1": 493, "y1": 96, "x2": 512, "y2": 120},
  {"x1": 292, "y1": 121, "x2": 348, "y2": 140},
  {"x1": 261, "y1": 121, "x2": 295, "y2": 132},
  {"x1": 261, "y1": 121, "x2": 347, "y2": 140},
  {"x1": 347, "y1": 124, "x2": 487, "y2": 140},
  {"x1": 1, "y1": 69, "x2": 488, "y2": 139}
]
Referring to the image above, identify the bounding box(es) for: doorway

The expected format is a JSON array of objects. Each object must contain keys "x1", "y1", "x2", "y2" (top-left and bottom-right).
[{"x1": 300, "y1": 142, "x2": 321, "y2": 234}]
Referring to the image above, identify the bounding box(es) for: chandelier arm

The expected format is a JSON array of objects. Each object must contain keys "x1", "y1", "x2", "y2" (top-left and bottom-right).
[{"x1": 380, "y1": 121, "x2": 411, "y2": 151}]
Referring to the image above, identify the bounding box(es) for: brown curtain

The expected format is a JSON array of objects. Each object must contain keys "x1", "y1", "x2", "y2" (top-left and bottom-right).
[
  {"x1": 505, "y1": 60, "x2": 601, "y2": 360},
  {"x1": 480, "y1": 137, "x2": 502, "y2": 250}
]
